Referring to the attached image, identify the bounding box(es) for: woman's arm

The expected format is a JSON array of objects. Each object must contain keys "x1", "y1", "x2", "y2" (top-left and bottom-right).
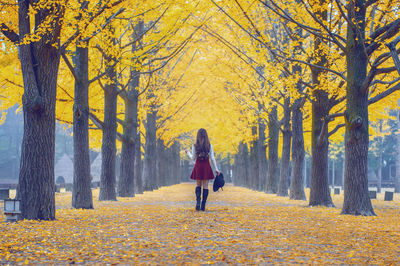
[{"x1": 210, "y1": 144, "x2": 220, "y2": 172}]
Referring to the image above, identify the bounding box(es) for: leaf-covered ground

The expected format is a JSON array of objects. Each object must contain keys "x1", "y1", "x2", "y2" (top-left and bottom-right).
[{"x1": 1, "y1": 183, "x2": 400, "y2": 265}]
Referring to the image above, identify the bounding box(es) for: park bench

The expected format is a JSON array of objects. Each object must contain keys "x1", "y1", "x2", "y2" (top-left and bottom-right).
[
  {"x1": 3, "y1": 198, "x2": 21, "y2": 222},
  {"x1": 384, "y1": 190, "x2": 394, "y2": 201},
  {"x1": 0, "y1": 188, "x2": 10, "y2": 200},
  {"x1": 368, "y1": 187, "x2": 377, "y2": 199}
]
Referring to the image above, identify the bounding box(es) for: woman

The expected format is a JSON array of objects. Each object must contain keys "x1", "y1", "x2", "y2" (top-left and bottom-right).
[{"x1": 185, "y1": 128, "x2": 220, "y2": 211}]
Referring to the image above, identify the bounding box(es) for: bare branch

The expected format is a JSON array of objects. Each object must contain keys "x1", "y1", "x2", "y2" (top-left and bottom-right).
[{"x1": 368, "y1": 81, "x2": 400, "y2": 105}]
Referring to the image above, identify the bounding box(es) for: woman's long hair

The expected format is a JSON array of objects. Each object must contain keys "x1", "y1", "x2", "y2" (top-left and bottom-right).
[{"x1": 195, "y1": 128, "x2": 211, "y2": 159}]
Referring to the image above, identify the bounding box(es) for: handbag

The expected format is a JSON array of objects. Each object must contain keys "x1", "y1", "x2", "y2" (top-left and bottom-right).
[{"x1": 213, "y1": 172, "x2": 225, "y2": 192}]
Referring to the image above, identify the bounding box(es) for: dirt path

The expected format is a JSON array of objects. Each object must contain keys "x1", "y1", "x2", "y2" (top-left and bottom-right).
[{"x1": 0, "y1": 183, "x2": 399, "y2": 264}]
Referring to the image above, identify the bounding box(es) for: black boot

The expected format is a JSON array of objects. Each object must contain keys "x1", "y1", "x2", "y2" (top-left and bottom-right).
[
  {"x1": 201, "y1": 188, "x2": 209, "y2": 211},
  {"x1": 195, "y1": 186, "x2": 201, "y2": 211}
]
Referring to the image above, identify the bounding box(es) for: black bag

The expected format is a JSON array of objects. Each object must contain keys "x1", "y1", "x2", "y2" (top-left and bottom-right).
[{"x1": 213, "y1": 172, "x2": 225, "y2": 192}]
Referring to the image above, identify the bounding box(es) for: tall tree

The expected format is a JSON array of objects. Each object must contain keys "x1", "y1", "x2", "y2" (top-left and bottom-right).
[
  {"x1": 277, "y1": 97, "x2": 291, "y2": 196},
  {"x1": 341, "y1": 0, "x2": 375, "y2": 215},
  {"x1": 1, "y1": 0, "x2": 64, "y2": 220},
  {"x1": 266, "y1": 106, "x2": 279, "y2": 193},
  {"x1": 72, "y1": 41, "x2": 93, "y2": 209},
  {"x1": 142, "y1": 107, "x2": 157, "y2": 191},
  {"x1": 118, "y1": 20, "x2": 144, "y2": 197},
  {"x1": 290, "y1": 98, "x2": 306, "y2": 200},
  {"x1": 99, "y1": 35, "x2": 118, "y2": 201}
]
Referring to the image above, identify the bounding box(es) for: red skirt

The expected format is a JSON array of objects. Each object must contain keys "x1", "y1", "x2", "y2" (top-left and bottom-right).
[{"x1": 190, "y1": 158, "x2": 215, "y2": 180}]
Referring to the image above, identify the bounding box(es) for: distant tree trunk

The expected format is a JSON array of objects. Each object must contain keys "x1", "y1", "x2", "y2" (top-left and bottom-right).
[
  {"x1": 142, "y1": 109, "x2": 157, "y2": 191},
  {"x1": 118, "y1": 20, "x2": 143, "y2": 197},
  {"x1": 99, "y1": 61, "x2": 118, "y2": 201},
  {"x1": 278, "y1": 98, "x2": 291, "y2": 197},
  {"x1": 134, "y1": 131, "x2": 143, "y2": 194},
  {"x1": 250, "y1": 126, "x2": 259, "y2": 190},
  {"x1": 236, "y1": 142, "x2": 249, "y2": 187},
  {"x1": 341, "y1": 0, "x2": 375, "y2": 216},
  {"x1": 72, "y1": 45, "x2": 93, "y2": 209},
  {"x1": 396, "y1": 111, "x2": 400, "y2": 193},
  {"x1": 332, "y1": 159, "x2": 335, "y2": 187},
  {"x1": 266, "y1": 106, "x2": 279, "y2": 193},
  {"x1": 377, "y1": 136, "x2": 383, "y2": 193},
  {"x1": 258, "y1": 119, "x2": 268, "y2": 191},
  {"x1": 156, "y1": 138, "x2": 166, "y2": 187},
  {"x1": 172, "y1": 142, "x2": 180, "y2": 184},
  {"x1": 290, "y1": 99, "x2": 306, "y2": 200},
  {"x1": 15, "y1": 1, "x2": 63, "y2": 220}
]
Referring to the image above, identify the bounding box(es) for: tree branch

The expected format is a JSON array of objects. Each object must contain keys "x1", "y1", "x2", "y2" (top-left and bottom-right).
[
  {"x1": 368, "y1": 81, "x2": 400, "y2": 105},
  {"x1": 0, "y1": 23, "x2": 19, "y2": 43}
]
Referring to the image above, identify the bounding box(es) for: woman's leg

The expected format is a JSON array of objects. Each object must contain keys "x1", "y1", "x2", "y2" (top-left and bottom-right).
[
  {"x1": 195, "y1": 179, "x2": 202, "y2": 210},
  {"x1": 201, "y1": 180, "x2": 209, "y2": 211}
]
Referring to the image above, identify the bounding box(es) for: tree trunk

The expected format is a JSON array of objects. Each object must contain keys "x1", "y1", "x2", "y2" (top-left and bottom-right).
[
  {"x1": 156, "y1": 138, "x2": 166, "y2": 187},
  {"x1": 172, "y1": 142, "x2": 180, "y2": 184},
  {"x1": 266, "y1": 106, "x2": 279, "y2": 193},
  {"x1": 309, "y1": 90, "x2": 334, "y2": 206},
  {"x1": 278, "y1": 98, "x2": 291, "y2": 197},
  {"x1": 118, "y1": 20, "x2": 143, "y2": 197},
  {"x1": 332, "y1": 159, "x2": 335, "y2": 187},
  {"x1": 134, "y1": 130, "x2": 143, "y2": 194},
  {"x1": 308, "y1": 2, "x2": 334, "y2": 207},
  {"x1": 290, "y1": 99, "x2": 306, "y2": 200},
  {"x1": 16, "y1": 1, "x2": 63, "y2": 220},
  {"x1": 118, "y1": 92, "x2": 137, "y2": 197},
  {"x1": 396, "y1": 110, "x2": 400, "y2": 193},
  {"x1": 258, "y1": 120, "x2": 268, "y2": 192},
  {"x1": 99, "y1": 64, "x2": 118, "y2": 201},
  {"x1": 341, "y1": 0, "x2": 375, "y2": 216},
  {"x1": 377, "y1": 135, "x2": 382, "y2": 193},
  {"x1": 142, "y1": 110, "x2": 157, "y2": 191},
  {"x1": 250, "y1": 126, "x2": 259, "y2": 190},
  {"x1": 72, "y1": 45, "x2": 93, "y2": 209}
]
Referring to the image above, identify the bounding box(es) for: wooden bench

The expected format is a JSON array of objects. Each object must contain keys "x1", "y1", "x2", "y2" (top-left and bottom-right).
[{"x1": 0, "y1": 188, "x2": 10, "y2": 200}]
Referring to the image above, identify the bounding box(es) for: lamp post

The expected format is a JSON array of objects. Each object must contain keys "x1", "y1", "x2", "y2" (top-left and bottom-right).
[{"x1": 4, "y1": 199, "x2": 21, "y2": 222}]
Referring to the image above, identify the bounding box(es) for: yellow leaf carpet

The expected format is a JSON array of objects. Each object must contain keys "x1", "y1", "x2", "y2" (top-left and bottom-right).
[{"x1": 1, "y1": 183, "x2": 399, "y2": 264}]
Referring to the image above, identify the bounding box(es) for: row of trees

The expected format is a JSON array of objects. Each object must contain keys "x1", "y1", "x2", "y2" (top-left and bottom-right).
[
  {"x1": 0, "y1": 0, "x2": 399, "y2": 219},
  {"x1": 206, "y1": 0, "x2": 400, "y2": 216}
]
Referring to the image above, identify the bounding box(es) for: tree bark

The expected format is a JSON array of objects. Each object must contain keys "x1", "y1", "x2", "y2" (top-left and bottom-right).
[
  {"x1": 278, "y1": 98, "x2": 291, "y2": 197},
  {"x1": 308, "y1": 1, "x2": 334, "y2": 207},
  {"x1": 341, "y1": 0, "x2": 375, "y2": 216},
  {"x1": 142, "y1": 109, "x2": 157, "y2": 191},
  {"x1": 16, "y1": 0, "x2": 63, "y2": 220},
  {"x1": 156, "y1": 138, "x2": 166, "y2": 187},
  {"x1": 377, "y1": 133, "x2": 383, "y2": 193},
  {"x1": 134, "y1": 130, "x2": 143, "y2": 194},
  {"x1": 290, "y1": 99, "x2": 306, "y2": 200},
  {"x1": 309, "y1": 90, "x2": 334, "y2": 206},
  {"x1": 266, "y1": 106, "x2": 279, "y2": 193},
  {"x1": 172, "y1": 142, "x2": 181, "y2": 185},
  {"x1": 118, "y1": 21, "x2": 143, "y2": 197},
  {"x1": 258, "y1": 119, "x2": 268, "y2": 191},
  {"x1": 99, "y1": 63, "x2": 118, "y2": 201},
  {"x1": 396, "y1": 110, "x2": 400, "y2": 193},
  {"x1": 72, "y1": 45, "x2": 93, "y2": 209},
  {"x1": 250, "y1": 126, "x2": 259, "y2": 190}
]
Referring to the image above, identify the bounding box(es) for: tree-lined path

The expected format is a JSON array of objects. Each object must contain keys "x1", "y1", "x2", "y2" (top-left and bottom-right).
[
  {"x1": 1, "y1": 184, "x2": 400, "y2": 264},
  {"x1": 1, "y1": 0, "x2": 400, "y2": 264}
]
